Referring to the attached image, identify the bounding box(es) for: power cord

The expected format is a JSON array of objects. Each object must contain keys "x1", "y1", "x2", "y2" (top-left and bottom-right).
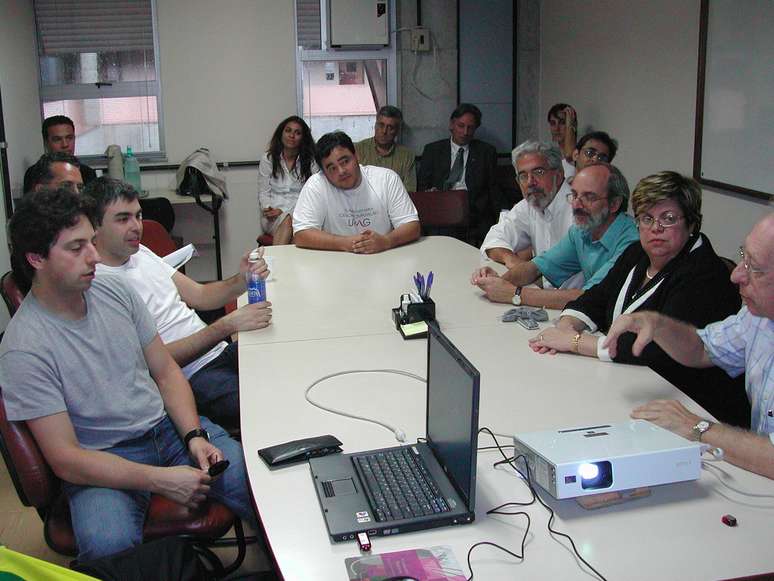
[
  {"x1": 702, "y1": 462, "x2": 774, "y2": 500},
  {"x1": 469, "y1": 428, "x2": 608, "y2": 581},
  {"x1": 304, "y1": 369, "x2": 425, "y2": 443}
]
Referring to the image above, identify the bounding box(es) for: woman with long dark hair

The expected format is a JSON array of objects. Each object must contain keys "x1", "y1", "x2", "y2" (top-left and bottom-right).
[{"x1": 257, "y1": 116, "x2": 317, "y2": 244}]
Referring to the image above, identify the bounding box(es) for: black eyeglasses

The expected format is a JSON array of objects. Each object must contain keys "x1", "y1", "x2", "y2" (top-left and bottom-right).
[{"x1": 581, "y1": 148, "x2": 610, "y2": 163}]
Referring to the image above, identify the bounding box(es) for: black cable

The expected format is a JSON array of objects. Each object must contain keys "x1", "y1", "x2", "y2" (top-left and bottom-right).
[
  {"x1": 475, "y1": 427, "x2": 608, "y2": 581},
  {"x1": 478, "y1": 444, "x2": 514, "y2": 451},
  {"x1": 528, "y1": 477, "x2": 608, "y2": 581},
  {"x1": 465, "y1": 540, "x2": 527, "y2": 581}
]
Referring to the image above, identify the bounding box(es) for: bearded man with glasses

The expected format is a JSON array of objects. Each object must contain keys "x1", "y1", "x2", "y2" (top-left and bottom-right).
[
  {"x1": 479, "y1": 141, "x2": 576, "y2": 285},
  {"x1": 471, "y1": 162, "x2": 638, "y2": 310},
  {"x1": 529, "y1": 171, "x2": 751, "y2": 428}
]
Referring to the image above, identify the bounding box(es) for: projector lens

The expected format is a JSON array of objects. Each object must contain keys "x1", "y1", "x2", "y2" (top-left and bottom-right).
[
  {"x1": 578, "y1": 463, "x2": 599, "y2": 479},
  {"x1": 580, "y1": 461, "x2": 613, "y2": 490}
]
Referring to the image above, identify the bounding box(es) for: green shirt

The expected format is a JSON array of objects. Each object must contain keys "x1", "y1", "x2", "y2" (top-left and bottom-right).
[{"x1": 355, "y1": 137, "x2": 416, "y2": 191}]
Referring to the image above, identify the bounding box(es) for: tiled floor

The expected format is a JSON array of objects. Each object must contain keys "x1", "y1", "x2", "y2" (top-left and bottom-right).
[{"x1": 0, "y1": 462, "x2": 273, "y2": 578}]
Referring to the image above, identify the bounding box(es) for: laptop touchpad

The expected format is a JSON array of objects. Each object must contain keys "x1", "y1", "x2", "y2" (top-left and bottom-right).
[{"x1": 328, "y1": 478, "x2": 357, "y2": 496}]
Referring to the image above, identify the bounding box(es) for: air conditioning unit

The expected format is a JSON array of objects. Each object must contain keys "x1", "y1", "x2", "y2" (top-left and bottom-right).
[{"x1": 329, "y1": 0, "x2": 389, "y2": 47}]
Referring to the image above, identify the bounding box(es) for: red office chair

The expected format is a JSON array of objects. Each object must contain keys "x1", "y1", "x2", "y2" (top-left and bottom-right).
[
  {"x1": 141, "y1": 219, "x2": 179, "y2": 258},
  {"x1": 410, "y1": 189, "x2": 470, "y2": 242},
  {"x1": 1, "y1": 271, "x2": 25, "y2": 318},
  {"x1": 0, "y1": 388, "x2": 247, "y2": 577},
  {"x1": 256, "y1": 234, "x2": 274, "y2": 247}
]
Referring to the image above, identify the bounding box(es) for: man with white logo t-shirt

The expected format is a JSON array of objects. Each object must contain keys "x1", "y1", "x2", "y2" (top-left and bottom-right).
[
  {"x1": 85, "y1": 178, "x2": 271, "y2": 429},
  {"x1": 293, "y1": 131, "x2": 420, "y2": 254}
]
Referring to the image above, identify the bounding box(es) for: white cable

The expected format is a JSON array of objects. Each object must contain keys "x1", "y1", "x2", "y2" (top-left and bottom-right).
[
  {"x1": 702, "y1": 461, "x2": 774, "y2": 499},
  {"x1": 304, "y1": 369, "x2": 425, "y2": 443}
]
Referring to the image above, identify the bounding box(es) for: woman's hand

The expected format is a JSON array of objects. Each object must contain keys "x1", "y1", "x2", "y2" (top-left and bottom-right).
[{"x1": 528, "y1": 327, "x2": 576, "y2": 355}]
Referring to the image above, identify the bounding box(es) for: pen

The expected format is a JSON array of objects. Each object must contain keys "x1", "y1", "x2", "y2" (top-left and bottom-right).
[{"x1": 425, "y1": 271, "x2": 434, "y2": 298}]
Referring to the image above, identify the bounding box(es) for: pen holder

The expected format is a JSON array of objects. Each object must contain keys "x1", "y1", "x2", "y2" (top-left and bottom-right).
[{"x1": 391, "y1": 297, "x2": 436, "y2": 339}]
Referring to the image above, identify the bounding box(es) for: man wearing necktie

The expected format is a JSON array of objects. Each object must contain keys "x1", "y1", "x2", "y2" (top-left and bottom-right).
[{"x1": 417, "y1": 103, "x2": 501, "y2": 247}]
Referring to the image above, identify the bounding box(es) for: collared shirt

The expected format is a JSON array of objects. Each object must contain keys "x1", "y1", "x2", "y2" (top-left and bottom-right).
[
  {"x1": 698, "y1": 307, "x2": 774, "y2": 441},
  {"x1": 480, "y1": 177, "x2": 578, "y2": 288},
  {"x1": 355, "y1": 137, "x2": 416, "y2": 191},
  {"x1": 448, "y1": 139, "x2": 469, "y2": 190},
  {"x1": 533, "y1": 212, "x2": 640, "y2": 290},
  {"x1": 480, "y1": 177, "x2": 573, "y2": 259}
]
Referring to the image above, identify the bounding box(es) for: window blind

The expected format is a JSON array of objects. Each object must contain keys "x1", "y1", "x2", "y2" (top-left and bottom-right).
[
  {"x1": 35, "y1": 0, "x2": 153, "y2": 54},
  {"x1": 296, "y1": 0, "x2": 322, "y2": 49}
]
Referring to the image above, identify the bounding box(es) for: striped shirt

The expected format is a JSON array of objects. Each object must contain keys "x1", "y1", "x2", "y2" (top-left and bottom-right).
[{"x1": 698, "y1": 307, "x2": 774, "y2": 442}]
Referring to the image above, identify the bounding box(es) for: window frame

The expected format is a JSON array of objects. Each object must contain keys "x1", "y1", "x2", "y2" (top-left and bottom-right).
[
  {"x1": 294, "y1": 0, "x2": 398, "y2": 128},
  {"x1": 34, "y1": 0, "x2": 166, "y2": 163}
]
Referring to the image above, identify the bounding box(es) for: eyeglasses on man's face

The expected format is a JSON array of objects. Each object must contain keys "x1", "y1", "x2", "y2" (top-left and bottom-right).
[
  {"x1": 566, "y1": 191, "x2": 602, "y2": 205},
  {"x1": 738, "y1": 246, "x2": 769, "y2": 276},
  {"x1": 581, "y1": 147, "x2": 610, "y2": 163},
  {"x1": 517, "y1": 167, "x2": 552, "y2": 184},
  {"x1": 636, "y1": 212, "x2": 684, "y2": 230}
]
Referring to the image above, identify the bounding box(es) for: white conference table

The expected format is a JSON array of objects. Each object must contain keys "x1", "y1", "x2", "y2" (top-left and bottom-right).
[
  {"x1": 238, "y1": 237, "x2": 774, "y2": 580},
  {"x1": 237, "y1": 237, "x2": 508, "y2": 346}
]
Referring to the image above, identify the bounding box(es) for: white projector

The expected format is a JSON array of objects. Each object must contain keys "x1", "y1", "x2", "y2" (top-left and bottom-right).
[{"x1": 512, "y1": 420, "x2": 702, "y2": 499}]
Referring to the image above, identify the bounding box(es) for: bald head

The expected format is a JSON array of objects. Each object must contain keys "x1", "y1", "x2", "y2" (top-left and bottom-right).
[
  {"x1": 751, "y1": 213, "x2": 774, "y2": 259},
  {"x1": 731, "y1": 212, "x2": 774, "y2": 319}
]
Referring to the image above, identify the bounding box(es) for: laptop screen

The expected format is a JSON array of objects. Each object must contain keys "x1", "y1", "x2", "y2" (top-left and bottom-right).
[{"x1": 425, "y1": 323, "x2": 480, "y2": 509}]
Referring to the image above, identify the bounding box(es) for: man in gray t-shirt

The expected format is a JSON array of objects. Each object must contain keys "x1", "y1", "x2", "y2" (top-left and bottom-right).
[{"x1": 0, "y1": 189, "x2": 257, "y2": 562}]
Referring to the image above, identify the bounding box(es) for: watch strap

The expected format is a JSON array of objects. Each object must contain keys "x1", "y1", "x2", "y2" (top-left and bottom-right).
[
  {"x1": 184, "y1": 428, "x2": 209, "y2": 448},
  {"x1": 692, "y1": 420, "x2": 712, "y2": 442}
]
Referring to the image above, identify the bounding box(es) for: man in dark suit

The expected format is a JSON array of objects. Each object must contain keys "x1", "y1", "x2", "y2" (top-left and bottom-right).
[{"x1": 417, "y1": 103, "x2": 501, "y2": 246}]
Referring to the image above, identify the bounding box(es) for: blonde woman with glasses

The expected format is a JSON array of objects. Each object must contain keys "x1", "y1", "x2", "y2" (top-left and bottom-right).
[{"x1": 530, "y1": 171, "x2": 751, "y2": 427}]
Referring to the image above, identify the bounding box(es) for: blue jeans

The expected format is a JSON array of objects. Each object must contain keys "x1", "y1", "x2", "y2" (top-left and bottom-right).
[
  {"x1": 63, "y1": 415, "x2": 256, "y2": 561},
  {"x1": 188, "y1": 341, "x2": 240, "y2": 428}
]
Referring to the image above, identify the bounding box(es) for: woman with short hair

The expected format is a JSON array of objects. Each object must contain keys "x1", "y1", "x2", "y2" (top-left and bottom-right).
[{"x1": 530, "y1": 171, "x2": 750, "y2": 427}]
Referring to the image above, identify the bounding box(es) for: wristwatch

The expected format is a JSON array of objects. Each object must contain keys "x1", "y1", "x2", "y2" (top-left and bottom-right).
[
  {"x1": 184, "y1": 428, "x2": 210, "y2": 448},
  {"x1": 691, "y1": 420, "x2": 712, "y2": 442},
  {"x1": 511, "y1": 286, "x2": 523, "y2": 306}
]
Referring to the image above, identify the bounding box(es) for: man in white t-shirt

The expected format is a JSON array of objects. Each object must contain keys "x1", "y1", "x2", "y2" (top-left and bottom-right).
[
  {"x1": 85, "y1": 178, "x2": 271, "y2": 428},
  {"x1": 293, "y1": 131, "x2": 420, "y2": 254}
]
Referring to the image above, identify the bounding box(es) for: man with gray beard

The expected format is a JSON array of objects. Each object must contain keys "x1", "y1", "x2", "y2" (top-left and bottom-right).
[
  {"x1": 480, "y1": 141, "x2": 574, "y2": 286},
  {"x1": 471, "y1": 163, "x2": 639, "y2": 310}
]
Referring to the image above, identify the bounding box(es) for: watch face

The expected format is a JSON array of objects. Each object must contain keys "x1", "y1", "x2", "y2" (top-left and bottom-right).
[
  {"x1": 697, "y1": 421, "x2": 710, "y2": 431},
  {"x1": 512, "y1": 293, "x2": 522, "y2": 306}
]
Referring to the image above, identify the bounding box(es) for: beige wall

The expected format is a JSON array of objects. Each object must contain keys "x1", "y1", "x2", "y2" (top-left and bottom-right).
[
  {"x1": 146, "y1": 0, "x2": 298, "y2": 280},
  {"x1": 0, "y1": 0, "x2": 41, "y2": 331},
  {"x1": 157, "y1": 0, "x2": 296, "y2": 164},
  {"x1": 540, "y1": 0, "x2": 771, "y2": 259}
]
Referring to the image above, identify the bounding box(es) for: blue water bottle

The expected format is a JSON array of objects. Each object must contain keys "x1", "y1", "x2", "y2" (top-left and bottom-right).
[{"x1": 246, "y1": 249, "x2": 266, "y2": 304}]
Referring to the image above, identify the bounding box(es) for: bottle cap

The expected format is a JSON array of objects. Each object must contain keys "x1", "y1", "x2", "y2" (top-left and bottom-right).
[{"x1": 249, "y1": 250, "x2": 260, "y2": 261}]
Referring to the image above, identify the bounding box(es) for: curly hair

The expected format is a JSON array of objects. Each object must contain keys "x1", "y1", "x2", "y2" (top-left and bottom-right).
[
  {"x1": 9, "y1": 188, "x2": 97, "y2": 293},
  {"x1": 267, "y1": 116, "x2": 316, "y2": 181}
]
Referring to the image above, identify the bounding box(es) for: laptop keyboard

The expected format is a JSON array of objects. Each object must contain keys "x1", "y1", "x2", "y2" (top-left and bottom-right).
[{"x1": 352, "y1": 447, "x2": 451, "y2": 522}]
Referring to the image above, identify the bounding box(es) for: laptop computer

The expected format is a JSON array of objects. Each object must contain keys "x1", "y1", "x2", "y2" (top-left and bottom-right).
[{"x1": 309, "y1": 322, "x2": 481, "y2": 542}]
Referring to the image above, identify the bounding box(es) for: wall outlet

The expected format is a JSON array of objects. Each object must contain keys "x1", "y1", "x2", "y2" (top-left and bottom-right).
[{"x1": 410, "y1": 27, "x2": 430, "y2": 52}]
